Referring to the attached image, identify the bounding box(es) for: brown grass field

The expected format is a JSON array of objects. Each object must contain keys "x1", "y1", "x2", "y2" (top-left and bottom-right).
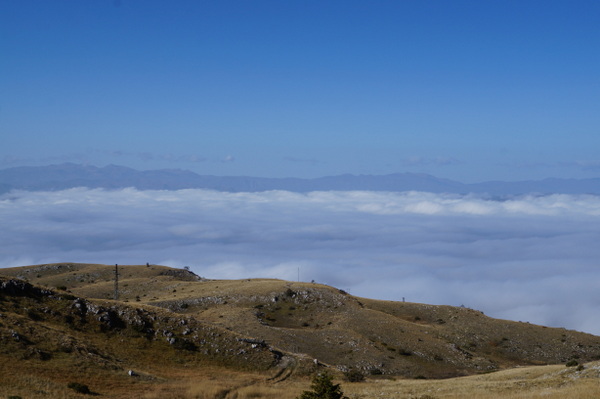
[
  {"x1": 1, "y1": 359, "x2": 599, "y2": 398},
  {"x1": 1, "y1": 263, "x2": 600, "y2": 398}
]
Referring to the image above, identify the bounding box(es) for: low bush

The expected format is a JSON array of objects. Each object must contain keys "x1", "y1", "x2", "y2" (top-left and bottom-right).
[
  {"x1": 67, "y1": 382, "x2": 91, "y2": 394},
  {"x1": 344, "y1": 369, "x2": 365, "y2": 382},
  {"x1": 566, "y1": 359, "x2": 579, "y2": 367},
  {"x1": 296, "y1": 372, "x2": 348, "y2": 399}
]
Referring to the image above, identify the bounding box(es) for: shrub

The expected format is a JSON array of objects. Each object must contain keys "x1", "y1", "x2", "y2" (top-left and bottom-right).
[
  {"x1": 566, "y1": 359, "x2": 579, "y2": 367},
  {"x1": 344, "y1": 369, "x2": 365, "y2": 382},
  {"x1": 399, "y1": 348, "x2": 412, "y2": 356},
  {"x1": 296, "y1": 372, "x2": 349, "y2": 399},
  {"x1": 67, "y1": 382, "x2": 91, "y2": 394},
  {"x1": 173, "y1": 339, "x2": 198, "y2": 351},
  {"x1": 27, "y1": 310, "x2": 42, "y2": 321}
]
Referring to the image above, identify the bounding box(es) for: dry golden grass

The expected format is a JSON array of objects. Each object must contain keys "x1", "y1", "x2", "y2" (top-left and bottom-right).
[
  {"x1": 343, "y1": 362, "x2": 600, "y2": 398},
  {"x1": 183, "y1": 380, "x2": 303, "y2": 399},
  {"x1": 138, "y1": 362, "x2": 600, "y2": 399},
  {"x1": 1, "y1": 352, "x2": 599, "y2": 398},
  {"x1": 140, "y1": 363, "x2": 600, "y2": 399}
]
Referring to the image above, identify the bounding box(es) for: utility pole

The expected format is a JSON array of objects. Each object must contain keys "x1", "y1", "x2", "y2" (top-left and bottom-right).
[{"x1": 114, "y1": 264, "x2": 119, "y2": 300}]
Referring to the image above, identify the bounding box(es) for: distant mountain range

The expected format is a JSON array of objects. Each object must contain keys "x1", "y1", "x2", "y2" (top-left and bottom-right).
[{"x1": 1, "y1": 163, "x2": 600, "y2": 196}]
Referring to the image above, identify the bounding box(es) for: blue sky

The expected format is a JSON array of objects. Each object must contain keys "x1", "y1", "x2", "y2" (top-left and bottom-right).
[
  {"x1": 2, "y1": 1, "x2": 600, "y2": 336},
  {"x1": 2, "y1": 0, "x2": 600, "y2": 182}
]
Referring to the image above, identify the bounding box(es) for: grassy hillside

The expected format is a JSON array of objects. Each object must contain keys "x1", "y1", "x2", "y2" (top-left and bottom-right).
[
  {"x1": 1, "y1": 263, "x2": 600, "y2": 398},
  {"x1": 0, "y1": 275, "x2": 291, "y2": 398}
]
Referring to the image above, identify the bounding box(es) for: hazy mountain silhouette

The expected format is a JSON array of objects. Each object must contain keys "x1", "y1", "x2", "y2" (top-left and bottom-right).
[{"x1": 1, "y1": 163, "x2": 599, "y2": 195}]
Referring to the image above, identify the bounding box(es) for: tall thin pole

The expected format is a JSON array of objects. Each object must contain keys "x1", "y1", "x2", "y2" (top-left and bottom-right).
[{"x1": 114, "y1": 264, "x2": 119, "y2": 300}]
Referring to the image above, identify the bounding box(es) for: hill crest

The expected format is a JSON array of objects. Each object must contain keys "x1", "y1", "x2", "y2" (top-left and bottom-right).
[{"x1": 2, "y1": 262, "x2": 600, "y2": 382}]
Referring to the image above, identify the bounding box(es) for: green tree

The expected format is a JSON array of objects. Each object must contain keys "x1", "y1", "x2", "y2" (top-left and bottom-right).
[{"x1": 296, "y1": 372, "x2": 349, "y2": 399}]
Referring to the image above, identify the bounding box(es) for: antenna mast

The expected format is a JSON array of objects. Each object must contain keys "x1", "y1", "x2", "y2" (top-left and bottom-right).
[{"x1": 114, "y1": 264, "x2": 119, "y2": 300}]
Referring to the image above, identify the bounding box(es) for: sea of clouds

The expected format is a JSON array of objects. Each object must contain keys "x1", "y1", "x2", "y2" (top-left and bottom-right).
[{"x1": 1, "y1": 188, "x2": 600, "y2": 335}]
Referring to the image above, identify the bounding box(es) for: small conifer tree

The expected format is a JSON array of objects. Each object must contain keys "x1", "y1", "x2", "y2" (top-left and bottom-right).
[{"x1": 296, "y1": 372, "x2": 349, "y2": 399}]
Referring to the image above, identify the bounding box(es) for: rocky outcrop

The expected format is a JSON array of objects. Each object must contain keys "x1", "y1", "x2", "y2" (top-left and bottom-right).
[
  {"x1": 0, "y1": 276, "x2": 284, "y2": 371},
  {"x1": 0, "y1": 278, "x2": 54, "y2": 298}
]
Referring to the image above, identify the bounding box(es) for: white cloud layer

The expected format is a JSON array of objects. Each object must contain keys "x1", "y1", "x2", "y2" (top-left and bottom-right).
[{"x1": 1, "y1": 188, "x2": 600, "y2": 335}]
